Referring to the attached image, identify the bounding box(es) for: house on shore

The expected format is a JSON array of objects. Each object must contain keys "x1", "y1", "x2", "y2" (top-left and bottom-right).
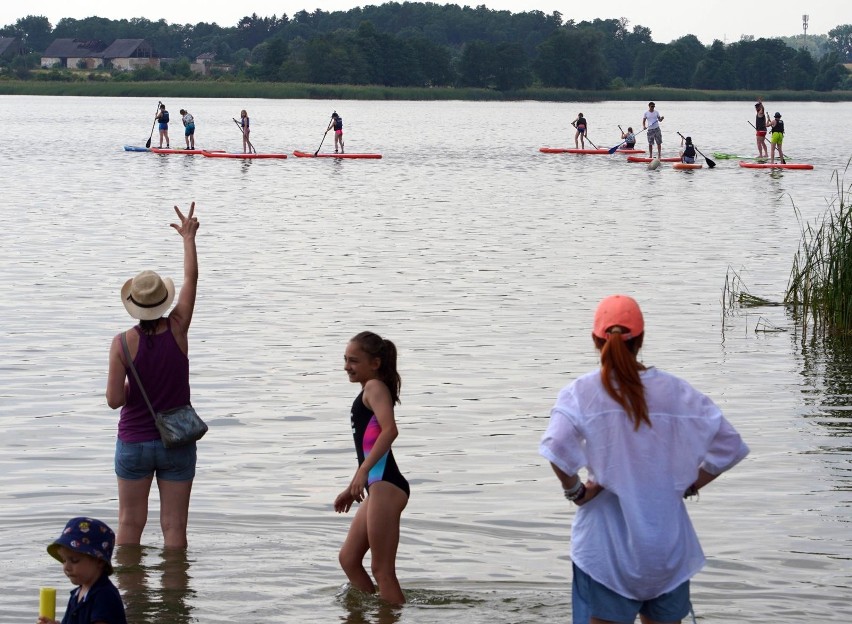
[
  {"x1": 102, "y1": 39, "x2": 159, "y2": 71},
  {"x1": 41, "y1": 38, "x2": 159, "y2": 70},
  {"x1": 41, "y1": 39, "x2": 107, "y2": 69},
  {"x1": 0, "y1": 37, "x2": 25, "y2": 59}
]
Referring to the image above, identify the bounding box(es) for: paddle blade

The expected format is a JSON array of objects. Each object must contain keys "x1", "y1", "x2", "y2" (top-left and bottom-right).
[
  {"x1": 145, "y1": 137, "x2": 151, "y2": 148},
  {"x1": 705, "y1": 156, "x2": 716, "y2": 168},
  {"x1": 608, "y1": 144, "x2": 621, "y2": 154}
]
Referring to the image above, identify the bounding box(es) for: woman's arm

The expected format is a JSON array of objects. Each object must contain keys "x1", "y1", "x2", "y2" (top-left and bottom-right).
[
  {"x1": 549, "y1": 462, "x2": 602, "y2": 506},
  {"x1": 106, "y1": 334, "x2": 128, "y2": 409},
  {"x1": 168, "y1": 202, "x2": 199, "y2": 337}
]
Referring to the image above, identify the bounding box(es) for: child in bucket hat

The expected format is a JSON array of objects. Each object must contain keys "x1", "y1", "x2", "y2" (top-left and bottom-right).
[{"x1": 41, "y1": 517, "x2": 127, "y2": 624}]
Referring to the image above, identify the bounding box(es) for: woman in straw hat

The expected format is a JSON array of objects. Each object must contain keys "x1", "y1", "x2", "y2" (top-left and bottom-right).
[
  {"x1": 106, "y1": 202, "x2": 199, "y2": 549},
  {"x1": 539, "y1": 295, "x2": 749, "y2": 624}
]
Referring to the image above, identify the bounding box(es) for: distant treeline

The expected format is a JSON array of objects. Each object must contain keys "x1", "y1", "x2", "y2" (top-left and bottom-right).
[{"x1": 2, "y1": 4, "x2": 851, "y2": 91}]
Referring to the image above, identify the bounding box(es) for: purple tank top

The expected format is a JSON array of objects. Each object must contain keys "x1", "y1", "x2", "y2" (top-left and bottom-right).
[{"x1": 118, "y1": 320, "x2": 191, "y2": 442}]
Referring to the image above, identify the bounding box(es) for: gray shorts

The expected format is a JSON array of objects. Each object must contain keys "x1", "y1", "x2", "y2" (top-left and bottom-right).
[
  {"x1": 647, "y1": 127, "x2": 662, "y2": 145},
  {"x1": 115, "y1": 437, "x2": 196, "y2": 481}
]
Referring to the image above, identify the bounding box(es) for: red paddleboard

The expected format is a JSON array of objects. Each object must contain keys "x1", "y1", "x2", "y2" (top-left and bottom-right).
[
  {"x1": 540, "y1": 147, "x2": 645, "y2": 155},
  {"x1": 738, "y1": 161, "x2": 813, "y2": 170},
  {"x1": 293, "y1": 150, "x2": 382, "y2": 159},
  {"x1": 672, "y1": 162, "x2": 703, "y2": 170},
  {"x1": 150, "y1": 148, "x2": 223, "y2": 155},
  {"x1": 627, "y1": 156, "x2": 682, "y2": 163},
  {"x1": 201, "y1": 150, "x2": 287, "y2": 159}
]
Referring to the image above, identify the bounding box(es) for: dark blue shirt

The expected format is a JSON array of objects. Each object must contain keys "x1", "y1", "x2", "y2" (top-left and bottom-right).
[{"x1": 61, "y1": 573, "x2": 127, "y2": 624}]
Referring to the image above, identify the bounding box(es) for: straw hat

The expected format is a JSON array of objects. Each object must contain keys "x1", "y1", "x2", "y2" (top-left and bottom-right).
[{"x1": 121, "y1": 270, "x2": 175, "y2": 320}]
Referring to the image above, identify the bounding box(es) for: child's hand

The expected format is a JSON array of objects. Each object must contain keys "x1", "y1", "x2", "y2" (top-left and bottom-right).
[
  {"x1": 334, "y1": 489, "x2": 356, "y2": 513},
  {"x1": 37, "y1": 617, "x2": 59, "y2": 624}
]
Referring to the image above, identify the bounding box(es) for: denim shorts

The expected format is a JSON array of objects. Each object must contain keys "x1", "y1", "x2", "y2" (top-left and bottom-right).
[
  {"x1": 115, "y1": 437, "x2": 196, "y2": 482},
  {"x1": 572, "y1": 563, "x2": 691, "y2": 624}
]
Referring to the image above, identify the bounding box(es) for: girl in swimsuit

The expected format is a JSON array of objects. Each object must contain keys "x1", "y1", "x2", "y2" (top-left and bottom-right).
[{"x1": 335, "y1": 331, "x2": 409, "y2": 604}]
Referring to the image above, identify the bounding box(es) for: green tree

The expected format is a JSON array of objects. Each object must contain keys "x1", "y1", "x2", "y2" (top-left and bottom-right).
[
  {"x1": 534, "y1": 29, "x2": 607, "y2": 89},
  {"x1": 260, "y1": 36, "x2": 288, "y2": 80},
  {"x1": 458, "y1": 40, "x2": 496, "y2": 88},
  {"x1": 493, "y1": 42, "x2": 532, "y2": 90},
  {"x1": 10, "y1": 15, "x2": 52, "y2": 52},
  {"x1": 692, "y1": 40, "x2": 735, "y2": 89},
  {"x1": 827, "y1": 24, "x2": 852, "y2": 61},
  {"x1": 812, "y1": 51, "x2": 846, "y2": 91}
]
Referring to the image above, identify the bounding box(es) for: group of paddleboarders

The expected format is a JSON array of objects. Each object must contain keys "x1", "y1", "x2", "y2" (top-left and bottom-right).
[
  {"x1": 154, "y1": 103, "x2": 197, "y2": 150},
  {"x1": 570, "y1": 99, "x2": 788, "y2": 164},
  {"x1": 151, "y1": 105, "x2": 345, "y2": 155}
]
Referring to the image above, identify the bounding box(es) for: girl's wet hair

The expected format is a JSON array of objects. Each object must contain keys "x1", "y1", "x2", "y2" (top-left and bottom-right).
[
  {"x1": 593, "y1": 331, "x2": 649, "y2": 430},
  {"x1": 351, "y1": 331, "x2": 401, "y2": 404}
]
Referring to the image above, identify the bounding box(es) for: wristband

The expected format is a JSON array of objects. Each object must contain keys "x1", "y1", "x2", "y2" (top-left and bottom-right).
[{"x1": 564, "y1": 482, "x2": 586, "y2": 502}]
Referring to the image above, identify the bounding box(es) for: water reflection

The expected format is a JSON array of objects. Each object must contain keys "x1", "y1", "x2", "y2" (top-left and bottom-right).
[
  {"x1": 337, "y1": 586, "x2": 401, "y2": 624},
  {"x1": 798, "y1": 333, "x2": 852, "y2": 437},
  {"x1": 115, "y1": 546, "x2": 195, "y2": 623}
]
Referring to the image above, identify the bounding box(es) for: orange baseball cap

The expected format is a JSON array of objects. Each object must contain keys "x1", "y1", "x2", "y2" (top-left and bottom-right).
[{"x1": 593, "y1": 295, "x2": 644, "y2": 340}]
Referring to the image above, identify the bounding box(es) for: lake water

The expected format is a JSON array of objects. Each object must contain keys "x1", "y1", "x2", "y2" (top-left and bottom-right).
[{"x1": 1, "y1": 95, "x2": 850, "y2": 623}]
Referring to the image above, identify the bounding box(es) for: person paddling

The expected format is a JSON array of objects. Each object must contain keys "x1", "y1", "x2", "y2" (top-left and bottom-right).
[
  {"x1": 572, "y1": 113, "x2": 588, "y2": 149},
  {"x1": 621, "y1": 126, "x2": 636, "y2": 149},
  {"x1": 680, "y1": 136, "x2": 696, "y2": 164},
  {"x1": 768, "y1": 111, "x2": 785, "y2": 164}
]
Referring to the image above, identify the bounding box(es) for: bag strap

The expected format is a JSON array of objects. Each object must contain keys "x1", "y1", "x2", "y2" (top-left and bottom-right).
[{"x1": 120, "y1": 331, "x2": 157, "y2": 420}]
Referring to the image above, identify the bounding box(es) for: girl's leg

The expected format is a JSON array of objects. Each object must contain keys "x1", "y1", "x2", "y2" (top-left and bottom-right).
[
  {"x1": 574, "y1": 130, "x2": 579, "y2": 148},
  {"x1": 157, "y1": 478, "x2": 193, "y2": 549},
  {"x1": 339, "y1": 497, "x2": 376, "y2": 594},
  {"x1": 117, "y1": 476, "x2": 154, "y2": 545},
  {"x1": 365, "y1": 481, "x2": 408, "y2": 604}
]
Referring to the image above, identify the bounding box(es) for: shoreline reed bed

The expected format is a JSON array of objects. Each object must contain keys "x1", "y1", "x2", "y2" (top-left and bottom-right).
[
  {"x1": 785, "y1": 158, "x2": 852, "y2": 336},
  {"x1": 1, "y1": 79, "x2": 851, "y2": 102}
]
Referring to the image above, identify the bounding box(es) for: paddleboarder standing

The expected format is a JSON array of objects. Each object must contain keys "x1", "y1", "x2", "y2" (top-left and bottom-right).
[
  {"x1": 754, "y1": 99, "x2": 769, "y2": 158},
  {"x1": 180, "y1": 109, "x2": 195, "y2": 150},
  {"x1": 642, "y1": 102, "x2": 664, "y2": 159},
  {"x1": 331, "y1": 112, "x2": 344, "y2": 154},
  {"x1": 572, "y1": 113, "x2": 588, "y2": 149},
  {"x1": 155, "y1": 103, "x2": 170, "y2": 149},
  {"x1": 239, "y1": 109, "x2": 251, "y2": 153},
  {"x1": 768, "y1": 111, "x2": 785, "y2": 165}
]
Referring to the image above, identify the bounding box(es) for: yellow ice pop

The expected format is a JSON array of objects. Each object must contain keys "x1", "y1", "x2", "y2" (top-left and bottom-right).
[{"x1": 39, "y1": 587, "x2": 56, "y2": 620}]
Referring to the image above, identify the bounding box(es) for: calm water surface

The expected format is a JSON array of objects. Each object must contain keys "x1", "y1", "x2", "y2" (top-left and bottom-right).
[{"x1": 1, "y1": 96, "x2": 851, "y2": 623}]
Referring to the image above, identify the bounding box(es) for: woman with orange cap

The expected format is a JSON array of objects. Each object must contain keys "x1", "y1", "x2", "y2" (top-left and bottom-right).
[{"x1": 540, "y1": 295, "x2": 749, "y2": 624}]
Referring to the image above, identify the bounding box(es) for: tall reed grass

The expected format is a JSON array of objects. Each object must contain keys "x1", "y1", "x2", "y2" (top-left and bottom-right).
[{"x1": 785, "y1": 159, "x2": 852, "y2": 336}]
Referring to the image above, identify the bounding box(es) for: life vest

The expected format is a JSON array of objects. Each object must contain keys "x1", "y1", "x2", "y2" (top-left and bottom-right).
[
  {"x1": 683, "y1": 144, "x2": 696, "y2": 158},
  {"x1": 161, "y1": 110, "x2": 169, "y2": 124},
  {"x1": 773, "y1": 119, "x2": 784, "y2": 134}
]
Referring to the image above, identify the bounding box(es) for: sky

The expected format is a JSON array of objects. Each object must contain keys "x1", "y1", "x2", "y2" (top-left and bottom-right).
[{"x1": 1, "y1": 1, "x2": 847, "y2": 45}]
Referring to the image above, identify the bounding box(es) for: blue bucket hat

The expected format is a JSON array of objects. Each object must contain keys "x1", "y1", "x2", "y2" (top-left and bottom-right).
[{"x1": 47, "y1": 517, "x2": 115, "y2": 575}]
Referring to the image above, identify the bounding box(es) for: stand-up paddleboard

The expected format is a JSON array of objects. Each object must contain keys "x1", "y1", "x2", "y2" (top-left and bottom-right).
[
  {"x1": 124, "y1": 145, "x2": 149, "y2": 152},
  {"x1": 627, "y1": 155, "x2": 681, "y2": 163},
  {"x1": 712, "y1": 152, "x2": 749, "y2": 160},
  {"x1": 151, "y1": 147, "x2": 224, "y2": 155},
  {"x1": 540, "y1": 147, "x2": 645, "y2": 155},
  {"x1": 673, "y1": 162, "x2": 703, "y2": 170},
  {"x1": 201, "y1": 150, "x2": 287, "y2": 159},
  {"x1": 293, "y1": 150, "x2": 382, "y2": 159},
  {"x1": 738, "y1": 161, "x2": 813, "y2": 170}
]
